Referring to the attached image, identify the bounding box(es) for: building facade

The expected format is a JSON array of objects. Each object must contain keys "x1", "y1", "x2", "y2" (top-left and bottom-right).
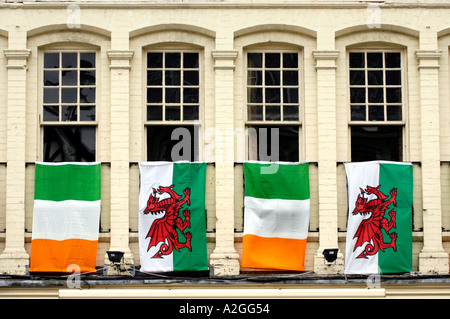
[{"x1": 0, "y1": 0, "x2": 448, "y2": 279}]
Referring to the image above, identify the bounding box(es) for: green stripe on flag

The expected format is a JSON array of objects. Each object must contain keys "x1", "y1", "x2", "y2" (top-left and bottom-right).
[
  {"x1": 378, "y1": 163, "x2": 413, "y2": 273},
  {"x1": 244, "y1": 162, "x2": 310, "y2": 200},
  {"x1": 34, "y1": 163, "x2": 101, "y2": 202},
  {"x1": 172, "y1": 162, "x2": 208, "y2": 272}
]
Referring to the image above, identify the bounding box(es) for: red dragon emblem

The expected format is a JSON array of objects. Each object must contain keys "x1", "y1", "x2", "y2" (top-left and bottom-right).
[
  {"x1": 352, "y1": 185, "x2": 398, "y2": 259},
  {"x1": 143, "y1": 185, "x2": 192, "y2": 258}
]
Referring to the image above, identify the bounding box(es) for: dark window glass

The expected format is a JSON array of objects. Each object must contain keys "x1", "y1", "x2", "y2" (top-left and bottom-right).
[
  {"x1": 265, "y1": 53, "x2": 280, "y2": 68},
  {"x1": 43, "y1": 105, "x2": 59, "y2": 121},
  {"x1": 80, "y1": 52, "x2": 96, "y2": 68},
  {"x1": 183, "y1": 88, "x2": 199, "y2": 103},
  {"x1": 165, "y1": 105, "x2": 181, "y2": 121},
  {"x1": 166, "y1": 88, "x2": 180, "y2": 103},
  {"x1": 265, "y1": 88, "x2": 281, "y2": 103},
  {"x1": 249, "y1": 126, "x2": 299, "y2": 162},
  {"x1": 283, "y1": 106, "x2": 299, "y2": 121},
  {"x1": 349, "y1": 52, "x2": 364, "y2": 68},
  {"x1": 43, "y1": 126, "x2": 95, "y2": 162},
  {"x1": 248, "y1": 105, "x2": 263, "y2": 121},
  {"x1": 368, "y1": 104, "x2": 384, "y2": 121},
  {"x1": 368, "y1": 70, "x2": 383, "y2": 85},
  {"x1": 147, "y1": 52, "x2": 163, "y2": 68},
  {"x1": 62, "y1": 88, "x2": 77, "y2": 103},
  {"x1": 80, "y1": 88, "x2": 95, "y2": 103},
  {"x1": 283, "y1": 88, "x2": 298, "y2": 103},
  {"x1": 44, "y1": 70, "x2": 59, "y2": 86},
  {"x1": 183, "y1": 105, "x2": 199, "y2": 121},
  {"x1": 80, "y1": 71, "x2": 96, "y2": 85},
  {"x1": 147, "y1": 71, "x2": 162, "y2": 86},
  {"x1": 350, "y1": 88, "x2": 366, "y2": 103},
  {"x1": 61, "y1": 105, "x2": 78, "y2": 121},
  {"x1": 147, "y1": 125, "x2": 198, "y2": 162},
  {"x1": 62, "y1": 52, "x2": 77, "y2": 68},
  {"x1": 283, "y1": 70, "x2": 298, "y2": 86},
  {"x1": 385, "y1": 52, "x2": 401, "y2": 68},
  {"x1": 351, "y1": 126, "x2": 402, "y2": 162},
  {"x1": 184, "y1": 52, "x2": 199, "y2": 68},
  {"x1": 147, "y1": 88, "x2": 162, "y2": 103},
  {"x1": 165, "y1": 52, "x2": 181, "y2": 68},
  {"x1": 265, "y1": 70, "x2": 280, "y2": 86},
  {"x1": 266, "y1": 105, "x2": 281, "y2": 121},
  {"x1": 283, "y1": 53, "x2": 298, "y2": 68},
  {"x1": 248, "y1": 87, "x2": 263, "y2": 103},
  {"x1": 350, "y1": 70, "x2": 365, "y2": 85},
  {"x1": 61, "y1": 70, "x2": 78, "y2": 86},
  {"x1": 387, "y1": 105, "x2": 402, "y2": 121},
  {"x1": 248, "y1": 53, "x2": 262, "y2": 68},
  {"x1": 80, "y1": 105, "x2": 96, "y2": 121},
  {"x1": 43, "y1": 88, "x2": 59, "y2": 103},
  {"x1": 165, "y1": 70, "x2": 181, "y2": 86},
  {"x1": 386, "y1": 70, "x2": 401, "y2": 85},
  {"x1": 184, "y1": 71, "x2": 199, "y2": 85},
  {"x1": 44, "y1": 52, "x2": 60, "y2": 68},
  {"x1": 147, "y1": 105, "x2": 163, "y2": 121},
  {"x1": 367, "y1": 52, "x2": 382, "y2": 68},
  {"x1": 351, "y1": 105, "x2": 366, "y2": 121}
]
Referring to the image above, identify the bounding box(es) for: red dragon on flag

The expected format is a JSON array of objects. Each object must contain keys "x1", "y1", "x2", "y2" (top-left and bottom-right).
[
  {"x1": 352, "y1": 185, "x2": 398, "y2": 259},
  {"x1": 143, "y1": 185, "x2": 192, "y2": 258}
]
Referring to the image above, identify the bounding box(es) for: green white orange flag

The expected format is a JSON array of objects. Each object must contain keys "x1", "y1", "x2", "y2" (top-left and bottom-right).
[
  {"x1": 344, "y1": 161, "x2": 413, "y2": 274},
  {"x1": 242, "y1": 162, "x2": 310, "y2": 271},
  {"x1": 138, "y1": 162, "x2": 208, "y2": 272},
  {"x1": 29, "y1": 162, "x2": 101, "y2": 273}
]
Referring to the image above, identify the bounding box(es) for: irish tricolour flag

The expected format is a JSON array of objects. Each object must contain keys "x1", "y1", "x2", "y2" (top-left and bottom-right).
[
  {"x1": 242, "y1": 162, "x2": 310, "y2": 271},
  {"x1": 139, "y1": 162, "x2": 208, "y2": 273},
  {"x1": 29, "y1": 162, "x2": 101, "y2": 273},
  {"x1": 344, "y1": 161, "x2": 413, "y2": 274}
]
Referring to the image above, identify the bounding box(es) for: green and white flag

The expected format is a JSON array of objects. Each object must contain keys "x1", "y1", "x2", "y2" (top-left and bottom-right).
[
  {"x1": 138, "y1": 162, "x2": 208, "y2": 272},
  {"x1": 344, "y1": 161, "x2": 413, "y2": 274}
]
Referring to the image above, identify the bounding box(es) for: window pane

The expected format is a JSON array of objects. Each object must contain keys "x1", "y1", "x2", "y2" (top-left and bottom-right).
[
  {"x1": 248, "y1": 87, "x2": 262, "y2": 103},
  {"x1": 367, "y1": 52, "x2": 383, "y2": 68},
  {"x1": 266, "y1": 105, "x2": 280, "y2": 121},
  {"x1": 43, "y1": 126, "x2": 96, "y2": 162},
  {"x1": 183, "y1": 105, "x2": 199, "y2": 121},
  {"x1": 80, "y1": 88, "x2": 95, "y2": 103},
  {"x1": 283, "y1": 105, "x2": 299, "y2": 121},
  {"x1": 351, "y1": 126, "x2": 402, "y2": 162},
  {"x1": 80, "y1": 52, "x2": 95, "y2": 68},
  {"x1": 147, "y1": 105, "x2": 163, "y2": 121},
  {"x1": 387, "y1": 105, "x2": 402, "y2": 121},
  {"x1": 43, "y1": 105, "x2": 59, "y2": 121},
  {"x1": 351, "y1": 105, "x2": 366, "y2": 121},
  {"x1": 283, "y1": 53, "x2": 298, "y2": 68},
  {"x1": 44, "y1": 70, "x2": 59, "y2": 86},
  {"x1": 80, "y1": 71, "x2": 96, "y2": 85},
  {"x1": 385, "y1": 52, "x2": 401, "y2": 68},
  {"x1": 44, "y1": 88, "x2": 59, "y2": 103},
  {"x1": 350, "y1": 88, "x2": 365, "y2": 103},
  {"x1": 265, "y1": 53, "x2": 280, "y2": 68},
  {"x1": 248, "y1": 53, "x2": 262, "y2": 68},
  {"x1": 44, "y1": 52, "x2": 60, "y2": 68},
  {"x1": 184, "y1": 71, "x2": 199, "y2": 85},
  {"x1": 249, "y1": 126, "x2": 299, "y2": 162},
  {"x1": 62, "y1": 88, "x2": 77, "y2": 103},
  {"x1": 148, "y1": 52, "x2": 163, "y2": 68},
  {"x1": 265, "y1": 88, "x2": 281, "y2": 103},
  {"x1": 165, "y1": 70, "x2": 181, "y2": 86},
  {"x1": 166, "y1": 88, "x2": 180, "y2": 103},
  {"x1": 147, "y1": 125, "x2": 198, "y2": 162},
  {"x1": 61, "y1": 105, "x2": 78, "y2": 121},
  {"x1": 183, "y1": 52, "x2": 199, "y2": 68},
  {"x1": 283, "y1": 70, "x2": 298, "y2": 86},
  {"x1": 368, "y1": 70, "x2": 383, "y2": 85},
  {"x1": 165, "y1": 105, "x2": 181, "y2": 121},
  {"x1": 283, "y1": 88, "x2": 298, "y2": 103},
  {"x1": 165, "y1": 52, "x2": 181, "y2": 68},
  {"x1": 248, "y1": 105, "x2": 263, "y2": 121},
  {"x1": 368, "y1": 104, "x2": 384, "y2": 121},
  {"x1": 368, "y1": 87, "x2": 384, "y2": 103},
  {"x1": 386, "y1": 88, "x2": 402, "y2": 103},
  {"x1": 61, "y1": 70, "x2": 78, "y2": 86},
  {"x1": 385, "y1": 70, "x2": 401, "y2": 85},
  {"x1": 350, "y1": 70, "x2": 365, "y2": 85},
  {"x1": 349, "y1": 52, "x2": 365, "y2": 68},
  {"x1": 80, "y1": 105, "x2": 95, "y2": 121},
  {"x1": 183, "y1": 88, "x2": 199, "y2": 103},
  {"x1": 147, "y1": 88, "x2": 162, "y2": 103},
  {"x1": 147, "y1": 71, "x2": 162, "y2": 86},
  {"x1": 62, "y1": 52, "x2": 77, "y2": 68},
  {"x1": 265, "y1": 70, "x2": 280, "y2": 86}
]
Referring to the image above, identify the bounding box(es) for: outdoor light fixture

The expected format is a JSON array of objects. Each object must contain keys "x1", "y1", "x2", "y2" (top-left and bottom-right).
[
  {"x1": 107, "y1": 251, "x2": 124, "y2": 263},
  {"x1": 323, "y1": 249, "x2": 339, "y2": 263}
]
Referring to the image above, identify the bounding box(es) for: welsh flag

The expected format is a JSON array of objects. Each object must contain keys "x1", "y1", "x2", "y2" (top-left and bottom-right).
[
  {"x1": 29, "y1": 162, "x2": 101, "y2": 273},
  {"x1": 242, "y1": 162, "x2": 310, "y2": 271},
  {"x1": 138, "y1": 162, "x2": 208, "y2": 273},
  {"x1": 344, "y1": 161, "x2": 413, "y2": 274}
]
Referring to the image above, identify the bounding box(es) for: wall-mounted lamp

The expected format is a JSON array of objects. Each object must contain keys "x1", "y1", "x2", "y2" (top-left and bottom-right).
[
  {"x1": 107, "y1": 251, "x2": 124, "y2": 264},
  {"x1": 323, "y1": 248, "x2": 339, "y2": 263}
]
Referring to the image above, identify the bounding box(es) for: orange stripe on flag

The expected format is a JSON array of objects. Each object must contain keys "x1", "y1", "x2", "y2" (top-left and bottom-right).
[
  {"x1": 29, "y1": 238, "x2": 98, "y2": 273},
  {"x1": 241, "y1": 234, "x2": 306, "y2": 271}
]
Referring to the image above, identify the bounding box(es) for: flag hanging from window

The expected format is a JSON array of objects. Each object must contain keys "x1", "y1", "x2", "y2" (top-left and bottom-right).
[
  {"x1": 29, "y1": 162, "x2": 101, "y2": 273},
  {"x1": 138, "y1": 162, "x2": 208, "y2": 272},
  {"x1": 242, "y1": 162, "x2": 310, "y2": 271},
  {"x1": 344, "y1": 161, "x2": 413, "y2": 274}
]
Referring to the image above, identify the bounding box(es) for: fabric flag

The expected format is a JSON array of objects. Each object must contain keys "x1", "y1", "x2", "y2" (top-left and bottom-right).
[
  {"x1": 29, "y1": 162, "x2": 101, "y2": 273},
  {"x1": 344, "y1": 161, "x2": 413, "y2": 274},
  {"x1": 242, "y1": 162, "x2": 310, "y2": 271},
  {"x1": 138, "y1": 162, "x2": 208, "y2": 272}
]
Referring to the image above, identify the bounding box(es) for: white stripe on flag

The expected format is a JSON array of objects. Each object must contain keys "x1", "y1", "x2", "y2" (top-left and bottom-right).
[
  {"x1": 32, "y1": 200, "x2": 101, "y2": 241},
  {"x1": 244, "y1": 197, "x2": 310, "y2": 240}
]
